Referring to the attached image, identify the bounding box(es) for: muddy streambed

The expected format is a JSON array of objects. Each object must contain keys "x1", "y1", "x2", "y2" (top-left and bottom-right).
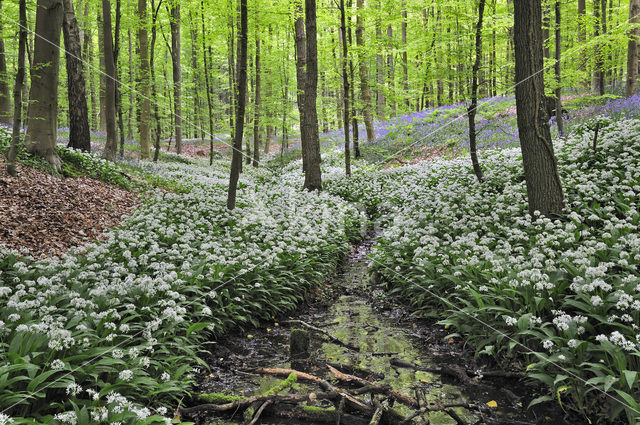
[{"x1": 187, "y1": 238, "x2": 575, "y2": 425}]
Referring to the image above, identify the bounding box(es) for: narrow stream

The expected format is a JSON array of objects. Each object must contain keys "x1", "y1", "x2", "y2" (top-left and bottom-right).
[{"x1": 193, "y1": 238, "x2": 573, "y2": 425}]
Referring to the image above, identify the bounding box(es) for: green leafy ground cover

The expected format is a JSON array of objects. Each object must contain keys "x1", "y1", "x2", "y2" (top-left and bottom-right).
[{"x1": 325, "y1": 118, "x2": 640, "y2": 424}]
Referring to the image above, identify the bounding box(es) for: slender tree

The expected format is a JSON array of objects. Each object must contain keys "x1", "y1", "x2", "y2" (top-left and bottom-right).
[
  {"x1": 554, "y1": 0, "x2": 564, "y2": 137},
  {"x1": 626, "y1": 0, "x2": 640, "y2": 97},
  {"x1": 150, "y1": 0, "x2": 163, "y2": 162},
  {"x1": 293, "y1": 0, "x2": 308, "y2": 173},
  {"x1": 24, "y1": 0, "x2": 64, "y2": 171},
  {"x1": 114, "y1": 0, "x2": 126, "y2": 157},
  {"x1": 252, "y1": 26, "x2": 261, "y2": 167},
  {"x1": 170, "y1": 2, "x2": 182, "y2": 154},
  {"x1": 339, "y1": 0, "x2": 351, "y2": 176},
  {"x1": 302, "y1": 0, "x2": 322, "y2": 190},
  {"x1": 467, "y1": 0, "x2": 485, "y2": 183},
  {"x1": 137, "y1": 0, "x2": 151, "y2": 158},
  {"x1": 102, "y1": 0, "x2": 118, "y2": 161},
  {"x1": 227, "y1": 0, "x2": 248, "y2": 210},
  {"x1": 201, "y1": 0, "x2": 215, "y2": 165},
  {"x1": 513, "y1": 0, "x2": 564, "y2": 217},
  {"x1": 7, "y1": 0, "x2": 27, "y2": 177},
  {"x1": 0, "y1": 0, "x2": 11, "y2": 124},
  {"x1": 355, "y1": 0, "x2": 375, "y2": 143},
  {"x1": 62, "y1": 0, "x2": 91, "y2": 152}
]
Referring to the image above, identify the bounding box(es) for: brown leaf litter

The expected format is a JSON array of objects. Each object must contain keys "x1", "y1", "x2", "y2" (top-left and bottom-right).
[{"x1": 0, "y1": 164, "x2": 137, "y2": 258}]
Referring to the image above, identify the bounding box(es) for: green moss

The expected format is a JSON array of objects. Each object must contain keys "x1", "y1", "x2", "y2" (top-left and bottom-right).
[
  {"x1": 197, "y1": 392, "x2": 243, "y2": 404},
  {"x1": 302, "y1": 405, "x2": 336, "y2": 417},
  {"x1": 261, "y1": 373, "x2": 298, "y2": 395}
]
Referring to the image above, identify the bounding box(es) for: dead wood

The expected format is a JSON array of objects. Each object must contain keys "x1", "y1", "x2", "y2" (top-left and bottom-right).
[
  {"x1": 284, "y1": 319, "x2": 360, "y2": 351},
  {"x1": 327, "y1": 362, "x2": 384, "y2": 381},
  {"x1": 265, "y1": 404, "x2": 370, "y2": 425},
  {"x1": 180, "y1": 393, "x2": 314, "y2": 415},
  {"x1": 246, "y1": 400, "x2": 271, "y2": 425},
  {"x1": 369, "y1": 403, "x2": 384, "y2": 425}
]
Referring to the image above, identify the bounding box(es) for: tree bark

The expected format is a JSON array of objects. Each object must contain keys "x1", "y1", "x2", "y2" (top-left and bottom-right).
[
  {"x1": 554, "y1": 0, "x2": 564, "y2": 137},
  {"x1": 114, "y1": 0, "x2": 126, "y2": 157},
  {"x1": 201, "y1": 0, "x2": 215, "y2": 165},
  {"x1": 348, "y1": 16, "x2": 360, "y2": 159},
  {"x1": 150, "y1": 0, "x2": 162, "y2": 162},
  {"x1": 401, "y1": 0, "x2": 408, "y2": 108},
  {"x1": 593, "y1": 0, "x2": 604, "y2": 94},
  {"x1": 252, "y1": 28, "x2": 261, "y2": 167},
  {"x1": 376, "y1": 0, "x2": 384, "y2": 118},
  {"x1": 468, "y1": 0, "x2": 485, "y2": 183},
  {"x1": 190, "y1": 14, "x2": 203, "y2": 142},
  {"x1": 513, "y1": 0, "x2": 564, "y2": 217},
  {"x1": 293, "y1": 0, "x2": 308, "y2": 173},
  {"x1": 578, "y1": 0, "x2": 587, "y2": 87},
  {"x1": 302, "y1": 0, "x2": 322, "y2": 191},
  {"x1": 62, "y1": 0, "x2": 91, "y2": 152},
  {"x1": 387, "y1": 25, "x2": 395, "y2": 115},
  {"x1": 97, "y1": 11, "x2": 106, "y2": 132},
  {"x1": 0, "y1": 0, "x2": 11, "y2": 124},
  {"x1": 339, "y1": 0, "x2": 351, "y2": 176},
  {"x1": 626, "y1": 0, "x2": 640, "y2": 97},
  {"x1": 102, "y1": 0, "x2": 118, "y2": 161},
  {"x1": 7, "y1": 0, "x2": 27, "y2": 177},
  {"x1": 137, "y1": 0, "x2": 151, "y2": 158},
  {"x1": 24, "y1": 0, "x2": 64, "y2": 171},
  {"x1": 227, "y1": 0, "x2": 248, "y2": 210},
  {"x1": 356, "y1": 0, "x2": 375, "y2": 143},
  {"x1": 170, "y1": 3, "x2": 182, "y2": 154}
]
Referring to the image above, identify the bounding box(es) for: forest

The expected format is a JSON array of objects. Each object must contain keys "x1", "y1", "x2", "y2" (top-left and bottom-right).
[{"x1": 1, "y1": 0, "x2": 640, "y2": 424}]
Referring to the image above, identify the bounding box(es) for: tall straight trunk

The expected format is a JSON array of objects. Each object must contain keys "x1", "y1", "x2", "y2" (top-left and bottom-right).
[
  {"x1": 356, "y1": 0, "x2": 375, "y2": 143},
  {"x1": 513, "y1": 0, "x2": 564, "y2": 217},
  {"x1": 227, "y1": 0, "x2": 248, "y2": 209},
  {"x1": 600, "y1": 0, "x2": 607, "y2": 92},
  {"x1": 578, "y1": 0, "x2": 587, "y2": 87},
  {"x1": 151, "y1": 0, "x2": 162, "y2": 162},
  {"x1": 626, "y1": 0, "x2": 640, "y2": 97},
  {"x1": 0, "y1": 0, "x2": 11, "y2": 124},
  {"x1": 468, "y1": 0, "x2": 485, "y2": 183},
  {"x1": 302, "y1": 0, "x2": 322, "y2": 191},
  {"x1": 281, "y1": 33, "x2": 289, "y2": 156},
  {"x1": 228, "y1": 0, "x2": 235, "y2": 142},
  {"x1": 114, "y1": 0, "x2": 126, "y2": 157},
  {"x1": 82, "y1": 2, "x2": 97, "y2": 130},
  {"x1": 201, "y1": 0, "x2": 215, "y2": 165},
  {"x1": 170, "y1": 3, "x2": 182, "y2": 154},
  {"x1": 102, "y1": 0, "x2": 118, "y2": 161},
  {"x1": 401, "y1": 0, "x2": 409, "y2": 108},
  {"x1": 294, "y1": 0, "x2": 308, "y2": 173},
  {"x1": 190, "y1": 15, "x2": 203, "y2": 141},
  {"x1": 542, "y1": 6, "x2": 550, "y2": 59},
  {"x1": 593, "y1": 0, "x2": 604, "y2": 94},
  {"x1": 376, "y1": 0, "x2": 384, "y2": 118},
  {"x1": 339, "y1": 0, "x2": 351, "y2": 176},
  {"x1": 137, "y1": 0, "x2": 151, "y2": 158},
  {"x1": 554, "y1": 0, "x2": 564, "y2": 137},
  {"x1": 127, "y1": 29, "x2": 134, "y2": 142},
  {"x1": 245, "y1": 53, "x2": 252, "y2": 166},
  {"x1": 387, "y1": 25, "x2": 395, "y2": 115},
  {"x1": 25, "y1": 0, "x2": 64, "y2": 171},
  {"x1": 348, "y1": 17, "x2": 360, "y2": 159},
  {"x1": 7, "y1": 0, "x2": 27, "y2": 177},
  {"x1": 98, "y1": 11, "x2": 106, "y2": 132},
  {"x1": 252, "y1": 29, "x2": 261, "y2": 167},
  {"x1": 62, "y1": 0, "x2": 91, "y2": 152}
]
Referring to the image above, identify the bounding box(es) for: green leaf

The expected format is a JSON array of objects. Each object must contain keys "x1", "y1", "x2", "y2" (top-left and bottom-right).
[
  {"x1": 623, "y1": 370, "x2": 638, "y2": 390},
  {"x1": 186, "y1": 322, "x2": 210, "y2": 336}
]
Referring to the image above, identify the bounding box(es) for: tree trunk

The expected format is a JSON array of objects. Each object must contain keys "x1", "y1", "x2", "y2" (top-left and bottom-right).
[
  {"x1": 600, "y1": 0, "x2": 607, "y2": 92},
  {"x1": 513, "y1": 0, "x2": 564, "y2": 217},
  {"x1": 137, "y1": 0, "x2": 151, "y2": 158},
  {"x1": 554, "y1": 0, "x2": 564, "y2": 137},
  {"x1": 578, "y1": 0, "x2": 587, "y2": 87},
  {"x1": 356, "y1": 0, "x2": 375, "y2": 143},
  {"x1": 294, "y1": 0, "x2": 308, "y2": 173},
  {"x1": 468, "y1": 0, "x2": 485, "y2": 183},
  {"x1": 0, "y1": 0, "x2": 11, "y2": 124},
  {"x1": 593, "y1": 0, "x2": 604, "y2": 94},
  {"x1": 348, "y1": 17, "x2": 360, "y2": 159},
  {"x1": 190, "y1": 15, "x2": 203, "y2": 142},
  {"x1": 102, "y1": 0, "x2": 118, "y2": 161},
  {"x1": 62, "y1": 0, "x2": 91, "y2": 152},
  {"x1": 114, "y1": 0, "x2": 126, "y2": 157},
  {"x1": 127, "y1": 29, "x2": 134, "y2": 142},
  {"x1": 339, "y1": 0, "x2": 351, "y2": 177},
  {"x1": 227, "y1": 0, "x2": 248, "y2": 210},
  {"x1": 401, "y1": 0, "x2": 409, "y2": 108},
  {"x1": 170, "y1": 3, "x2": 182, "y2": 155},
  {"x1": 150, "y1": 0, "x2": 162, "y2": 162},
  {"x1": 387, "y1": 25, "x2": 395, "y2": 115},
  {"x1": 376, "y1": 0, "x2": 384, "y2": 118},
  {"x1": 201, "y1": 0, "x2": 215, "y2": 165},
  {"x1": 302, "y1": 0, "x2": 322, "y2": 191},
  {"x1": 252, "y1": 28, "x2": 261, "y2": 168},
  {"x1": 7, "y1": 0, "x2": 27, "y2": 177},
  {"x1": 626, "y1": 0, "x2": 640, "y2": 97},
  {"x1": 98, "y1": 11, "x2": 106, "y2": 132},
  {"x1": 24, "y1": 0, "x2": 64, "y2": 171}
]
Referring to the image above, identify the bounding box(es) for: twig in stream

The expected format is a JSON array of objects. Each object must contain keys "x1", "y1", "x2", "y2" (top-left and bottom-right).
[
  {"x1": 369, "y1": 401, "x2": 384, "y2": 425},
  {"x1": 446, "y1": 408, "x2": 468, "y2": 425},
  {"x1": 284, "y1": 319, "x2": 360, "y2": 351},
  {"x1": 247, "y1": 400, "x2": 271, "y2": 425}
]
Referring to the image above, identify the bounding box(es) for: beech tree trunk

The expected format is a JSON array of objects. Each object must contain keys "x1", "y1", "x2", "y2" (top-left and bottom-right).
[
  {"x1": 376, "y1": 0, "x2": 384, "y2": 118},
  {"x1": 467, "y1": 0, "x2": 485, "y2": 183},
  {"x1": 137, "y1": 0, "x2": 151, "y2": 158},
  {"x1": 294, "y1": 0, "x2": 308, "y2": 173},
  {"x1": 593, "y1": 0, "x2": 604, "y2": 94},
  {"x1": 578, "y1": 0, "x2": 587, "y2": 87},
  {"x1": 554, "y1": 0, "x2": 564, "y2": 137},
  {"x1": 98, "y1": 11, "x2": 106, "y2": 132},
  {"x1": 24, "y1": 0, "x2": 64, "y2": 171},
  {"x1": 387, "y1": 25, "x2": 396, "y2": 115},
  {"x1": 302, "y1": 0, "x2": 322, "y2": 191},
  {"x1": 0, "y1": 0, "x2": 11, "y2": 124},
  {"x1": 7, "y1": 0, "x2": 27, "y2": 177},
  {"x1": 62, "y1": 0, "x2": 91, "y2": 152},
  {"x1": 102, "y1": 0, "x2": 118, "y2": 161},
  {"x1": 190, "y1": 15, "x2": 203, "y2": 141},
  {"x1": 626, "y1": 0, "x2": 640, "y2": 97},
  {"x1": 201, "y1": 0, "x2": 215, "y2": 165},
  {"x1": 170, "y1": 3, "x2": 182, "y2": 154},
  {"x1": 252, "y1": 28, "x2": 261, "y2": 168},
  {"x1": 513, "y1": 0, "x2": 564, "y2": 217},
  {"x1": 401, "y1": 0, "x2": 408, "y2": 108},
  {"x1": 227, "y1": 0, "x2": 248, "y2": 210},
  {"x1": 339, "y1": 0, "x2": 351, "y2": 177},
  {"x1": 356, "y1": 0, "x2": 375, "y2": 143},
  {"x1": 151, "y1": 0, "x2": 162, "y2": 162},
  {"x1": 114, "y1": 0, "x2": 126, "y2": 157},
  {"x1": 348, "y1": 17, "x2": 360, "y2": 159}
]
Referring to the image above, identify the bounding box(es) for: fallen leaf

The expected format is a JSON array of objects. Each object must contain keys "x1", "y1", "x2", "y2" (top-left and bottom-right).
[{"x1": 486, "y1": 400, "x2": 498, "y2": 408}]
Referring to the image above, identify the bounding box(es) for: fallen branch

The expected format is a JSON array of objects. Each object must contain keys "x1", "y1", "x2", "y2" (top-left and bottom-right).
[
  {"x1": 247, "y1": 400, "x2": 271, "y2": 425},
  {"x1": 369, "y1": 404, "x2": 384, "y2": 425},
  {"x1": 284, "y1": 320, "x2": 360, "y2": 351}
]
